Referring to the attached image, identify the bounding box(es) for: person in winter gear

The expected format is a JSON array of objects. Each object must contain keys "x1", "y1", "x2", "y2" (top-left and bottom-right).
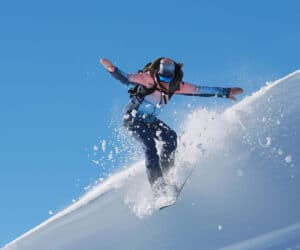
[{"x1": 100, "y1": 57, "x2": 243, "y2": 190}]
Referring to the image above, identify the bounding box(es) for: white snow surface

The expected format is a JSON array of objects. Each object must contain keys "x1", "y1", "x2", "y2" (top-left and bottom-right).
[{"x1": 2, "y1": 70, "x2": 300, "y2": 250}]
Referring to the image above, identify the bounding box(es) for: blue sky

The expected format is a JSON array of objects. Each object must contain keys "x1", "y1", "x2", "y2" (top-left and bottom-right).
[{"x1": 0, "y1": 0, "x2": 299, "y2": 246}]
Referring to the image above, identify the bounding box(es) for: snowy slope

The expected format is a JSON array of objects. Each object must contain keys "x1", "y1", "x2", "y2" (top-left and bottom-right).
[{"x1": 2, "y1": 70, "x2": 300, "y2": 250}]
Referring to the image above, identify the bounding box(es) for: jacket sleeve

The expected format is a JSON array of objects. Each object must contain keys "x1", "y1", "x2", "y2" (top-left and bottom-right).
[
  {"x1": 175, "y1": 82, "x2": 230, "y2": 98},
  {"x1": 109, "y1": 67, "x2": 154, "y2": 88},
  {"x1": 110, "y1": 67, "x2": 133, "y2": 86}
]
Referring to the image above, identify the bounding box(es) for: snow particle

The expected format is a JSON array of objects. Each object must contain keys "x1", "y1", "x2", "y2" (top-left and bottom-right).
[
  {"x1": 101, "y1": 140, "x2": 106, "y2": 152},
  {"x1": 93, "y1": 145, "x2": 99, "y2": 151},
  {"x1": 131, "y1": 109, "x2": 137, "y2": 117},
  {"x1": 258, "y1": 137, "x2": 271, "y2": 148},
  {"x1": 285, "y1": 155, "x2": 292, "y2": 163},
  {"x1": 114, "y1": 146, "x2": 120, "y2": 154},
  {"x1": 218, "y1": 225, "x2": 223, "y2": 231},
  {"x1": 156, "y1": 130, "x2": 162, "y2": 137},
  {"x1": 123, "y1": 114, "x2": 130, "y2": 120},
  {"x1": 108, "y1": 151, "x2": 113, "y2": 160},
  {"x1": 92, "y1": 159, "x2": 99, "y2": 165}
]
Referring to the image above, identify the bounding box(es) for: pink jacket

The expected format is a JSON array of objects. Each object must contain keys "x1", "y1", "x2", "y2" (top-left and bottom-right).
[{"x1": 109, "y1": 66, "x2": 230, "y2": 122}]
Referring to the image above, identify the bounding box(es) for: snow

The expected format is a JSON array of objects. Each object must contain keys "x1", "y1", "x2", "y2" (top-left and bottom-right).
[
  {"x1": 220, "y1": 223, "x2": 300, "y2": 250},
  {"x1": 101, "y1": 139, "x2": 106, "y2": 152},
  {"x1": 2, "y1": 70, "x2": 300, "y2": 250},
  {"x1": 285, "y1": 155, "x2": 293, "y2": 163},
  {"x1": 93, "y1": 145, "x2": 98, "y2": 151}
]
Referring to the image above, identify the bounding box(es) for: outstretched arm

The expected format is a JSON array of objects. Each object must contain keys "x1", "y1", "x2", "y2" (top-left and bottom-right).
[
  {"x1": 100, "y1": 58, "x2": 132, "y2": 85},
  {"x1": 100, "y1": 58, "x2": 154, "y2": 88},
  {"x1": 176, "y1": 82, "x2": 243, "y2": 101}
]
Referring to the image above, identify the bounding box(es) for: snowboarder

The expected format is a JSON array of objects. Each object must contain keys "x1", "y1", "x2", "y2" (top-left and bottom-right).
[{"x1": 100, "y1": 57, "x2": 243, "y2": 200}]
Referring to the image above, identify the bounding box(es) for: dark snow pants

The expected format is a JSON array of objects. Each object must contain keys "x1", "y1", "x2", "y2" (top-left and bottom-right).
[{"x1": 124, "y1": 118, "x2": 177, "y2": 185}]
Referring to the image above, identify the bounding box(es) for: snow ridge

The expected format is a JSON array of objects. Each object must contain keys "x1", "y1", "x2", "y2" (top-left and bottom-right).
[{"x1": 2, "y1": 70, "x2": 300, "y2": 250}]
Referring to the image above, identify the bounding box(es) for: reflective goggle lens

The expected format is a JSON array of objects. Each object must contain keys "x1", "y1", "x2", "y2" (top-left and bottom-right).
[{"x1": 157, "y1": 74, "x2": 173, "y2": 83}]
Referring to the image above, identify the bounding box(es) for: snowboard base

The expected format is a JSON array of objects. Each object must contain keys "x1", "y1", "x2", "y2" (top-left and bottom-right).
[
  {"x1": 158, "y1": 166, "x2": 194, "y2": 210},
  {"x1": 159, "y1": 198, "x2": 177, "y2": 210}
]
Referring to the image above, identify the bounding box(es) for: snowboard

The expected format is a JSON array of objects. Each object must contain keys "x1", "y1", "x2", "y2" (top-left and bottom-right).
[{"x1": 157, "y1": 166, "x2": 194, "y2": 210}]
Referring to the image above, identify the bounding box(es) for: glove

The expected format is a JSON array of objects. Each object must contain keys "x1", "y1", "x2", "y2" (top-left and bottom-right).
[
  {"x1": 100, "y1": 58, "x2": 115, "y2": 73},
  {"x1": 228, "y1": 87, "x2": 243, "y2": 101}
]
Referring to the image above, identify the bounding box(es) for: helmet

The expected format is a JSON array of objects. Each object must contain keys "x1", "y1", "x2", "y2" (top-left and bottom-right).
[
  {"x1": 157, "y1": 58, "x2": 175, "y2": 83},
  {"x1": 158, "y1": 58, "x2": 175, "y2": 77}
]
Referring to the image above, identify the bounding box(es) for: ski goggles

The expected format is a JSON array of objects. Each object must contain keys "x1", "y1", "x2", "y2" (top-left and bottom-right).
[{"x1": 157, "y1": 74, "x2": 173, "y2": 83}]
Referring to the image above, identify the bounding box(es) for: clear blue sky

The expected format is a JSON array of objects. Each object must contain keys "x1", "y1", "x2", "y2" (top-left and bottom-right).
[{"x1": 0, "y1": 0, "x2": 299, "y2": 246}]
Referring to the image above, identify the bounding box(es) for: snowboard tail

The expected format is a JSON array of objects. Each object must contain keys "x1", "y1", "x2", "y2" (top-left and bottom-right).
[{"x1": 158, "y1": 168, "x2": 194, "y2": 210}]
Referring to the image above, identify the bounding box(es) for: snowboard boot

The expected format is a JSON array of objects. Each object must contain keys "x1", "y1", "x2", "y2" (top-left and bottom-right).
[{"x1": 152, "y1": 177, "x2": 178, "y2": 208}]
